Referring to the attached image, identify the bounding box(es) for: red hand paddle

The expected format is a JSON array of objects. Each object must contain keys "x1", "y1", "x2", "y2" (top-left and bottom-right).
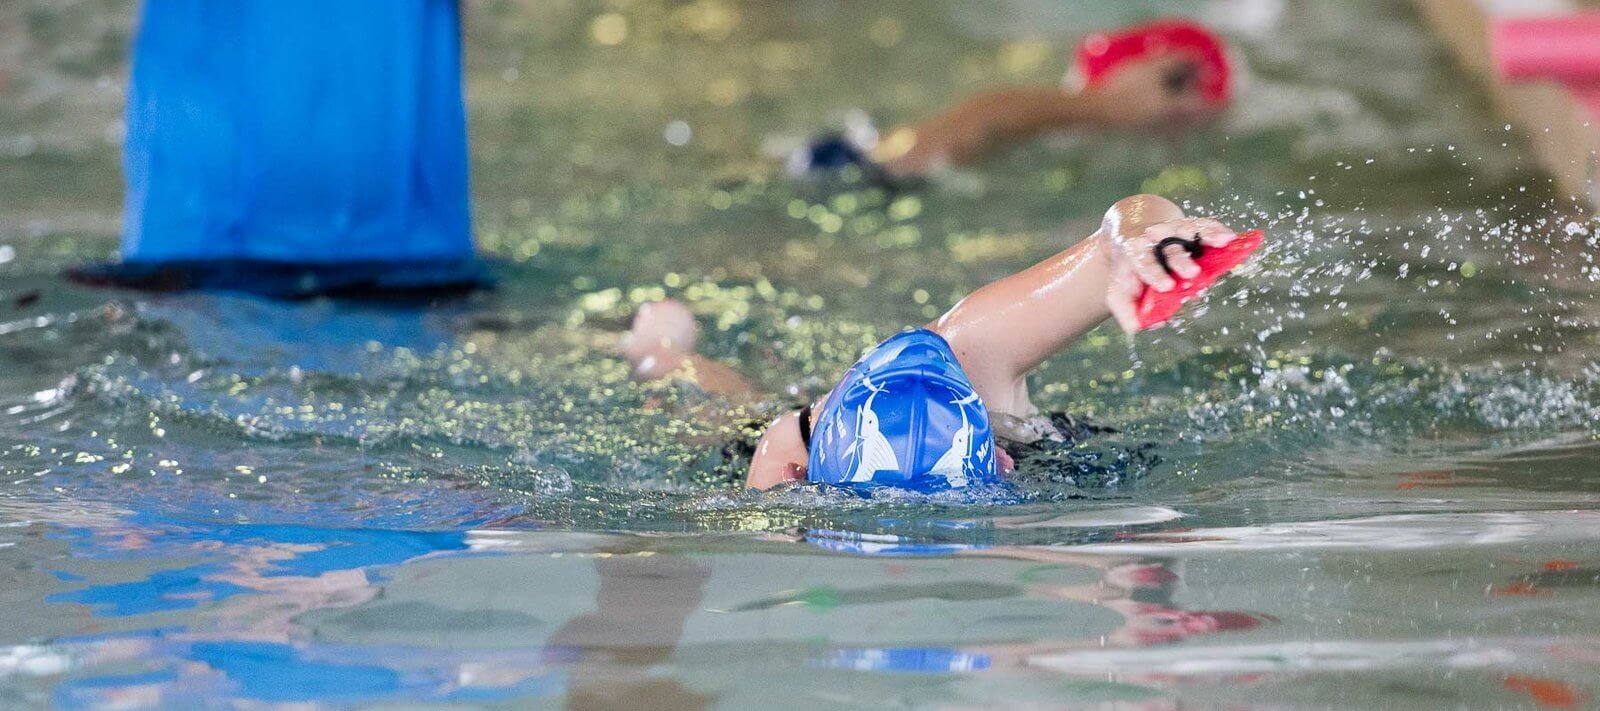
[{"x1": 1136, "y1": 229, "x2": 1264, "y2": 330}]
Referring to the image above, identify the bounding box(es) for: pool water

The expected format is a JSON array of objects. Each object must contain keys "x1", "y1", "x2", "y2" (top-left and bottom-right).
[{"x1": 4, "y1": 0, "x2": 1600, "y2": 708}]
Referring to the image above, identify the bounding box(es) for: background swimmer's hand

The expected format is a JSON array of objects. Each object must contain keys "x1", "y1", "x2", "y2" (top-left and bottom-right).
[
  {"x1": 621, "y1": 299, "x2": 759, "y2": 397},
  {"x1": 1083, "y1": 53, "x2": 1218, "y2": 130},
  {"x1": 620, "y1": 299, "x2": 698, "y2": 366},
  {"x1": 1106, "y1": 216, "x2": 1238, "y2": 334}
]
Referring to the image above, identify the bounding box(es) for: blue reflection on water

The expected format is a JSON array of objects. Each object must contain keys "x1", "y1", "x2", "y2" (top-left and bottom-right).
[
  {"x1": 802, "y1": 527, "x2": 990, "y2": 556},
  {"x1": 37, "y1": 512, "x2": 572, "y2": 707},
  {"x1": 48, "y1": 519, "x2": 471, "y2": 617},
  {"x1": 49, "y1": 632, "x2": 567, "y2": 709},
  {"x1": 49, "y1": 564, "x2": 254, "y2": 617},
  {"x1": 818, "y1": 647, "x2": 994, "y2": 674},
  {"x1": 187, "y1": 641, "x2": 402, "y2": 702}
]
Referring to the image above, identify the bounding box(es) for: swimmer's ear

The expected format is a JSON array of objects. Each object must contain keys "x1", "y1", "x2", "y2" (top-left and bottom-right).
[
  {"x1": 1162, "y1": 59, "x2": 1201, "y2": 96},
  {"x1": 783, "y1": 462, "x2": 807, "y2": 482}
]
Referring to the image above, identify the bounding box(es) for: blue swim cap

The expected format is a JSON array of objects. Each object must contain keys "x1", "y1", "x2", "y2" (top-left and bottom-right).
[
  {"x1": 787, "y1": 133, "x2": 899, "y2": 190},
  {"x1": 800, "y1": 134, "x2": 871, "y2": 171},
  {"x1": 808, "y1": 329, "x2": 998, "y2": 492}
]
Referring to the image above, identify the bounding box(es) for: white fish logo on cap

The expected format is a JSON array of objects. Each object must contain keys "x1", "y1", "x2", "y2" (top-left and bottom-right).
[
  {"x1": 845, "y1": 376, "x2": 899, "y2": 482},
  {"x1": 929, "y1": 392, "x2": 981, "y2": 487}
]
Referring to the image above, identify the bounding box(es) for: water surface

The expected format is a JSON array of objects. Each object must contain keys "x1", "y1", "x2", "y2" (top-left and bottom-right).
[{"x1": 2, "y1": 0, "x2": 1599, "y2": 708}]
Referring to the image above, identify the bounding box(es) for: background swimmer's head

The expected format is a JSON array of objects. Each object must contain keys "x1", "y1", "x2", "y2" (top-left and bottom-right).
[
  {"x1": 1075, "y1": 18, "x2": 1233, "y2": 107},
  {"x1": 1067, "y1": 19, "x2": 1235, "y2": 132}
]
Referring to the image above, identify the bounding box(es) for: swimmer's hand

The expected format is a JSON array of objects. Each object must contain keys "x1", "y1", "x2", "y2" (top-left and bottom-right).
[
  {"x1": 622, "y1": 299, "x2": 759, "y2": 397},
  {"x1": 1106, "y1": 217, "x2": 1238, "y2": 334},
  {"x1": 1082, "y1": 54, "x2": 1218, "y2": 130},
  {"x1": 620, "y1": 299, "x2": 699, "y2": 380}
]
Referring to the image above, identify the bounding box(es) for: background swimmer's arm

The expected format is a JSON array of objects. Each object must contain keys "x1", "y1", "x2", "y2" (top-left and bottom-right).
[
  {"x1": 629, "y1": 350, "x2": 760, "y2": 400},
  {"x1": 621, "y1": 299, "x2": 758, "y2": 399},
  {"x1": 932, "y1": 194, "x2": 1235, "y2": 416},
  {"x1": 874, "y1": 87, "x2": 1106, "y2": 176},
  {"x1": 875, "y1": 54, "x2": 1215, "y2": 177}
]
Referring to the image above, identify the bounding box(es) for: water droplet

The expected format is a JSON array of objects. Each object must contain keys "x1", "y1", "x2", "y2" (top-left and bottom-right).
[{"x1": 664, "y1": 120, "x2": 692, "y2": 146}]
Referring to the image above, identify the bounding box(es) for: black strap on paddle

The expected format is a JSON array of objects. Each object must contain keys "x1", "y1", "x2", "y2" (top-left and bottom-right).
[{"x1": 1154, "y1": 233, "x2": 1205, "y2": 277}]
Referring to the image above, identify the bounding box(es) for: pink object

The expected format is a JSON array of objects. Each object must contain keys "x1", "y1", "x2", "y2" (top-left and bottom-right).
[
  {"x1": 1077, "y1": 19, "x2": 1234, "y2": 107},
  {"x1": 1136, "y1": 229, "x2": 1264, "y2": 330},
  {"x1": 1492, "y1": 14, "x2": 1600, "y2": 82}
]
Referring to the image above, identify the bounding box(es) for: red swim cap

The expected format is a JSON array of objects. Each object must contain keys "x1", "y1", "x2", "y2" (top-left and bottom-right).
[{"x1": 1076, "y1": 18, "x2": 1234, "y2": 107}]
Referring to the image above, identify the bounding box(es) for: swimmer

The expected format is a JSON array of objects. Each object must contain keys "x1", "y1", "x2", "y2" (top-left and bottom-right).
[
  {"x1": 622, "y1": 194, "x2": 1252, "y2": 491},
  {"x1": 795, "y1": 19, "x2": 1233, "y2": 181}
]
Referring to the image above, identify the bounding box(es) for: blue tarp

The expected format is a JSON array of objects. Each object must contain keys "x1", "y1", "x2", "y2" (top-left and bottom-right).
[{"x1": 121, "y1": 0, "x2": 474, "y2": 265}]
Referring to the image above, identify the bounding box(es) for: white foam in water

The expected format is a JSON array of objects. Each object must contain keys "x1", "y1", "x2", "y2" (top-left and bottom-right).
[
  {"x1": 1071, "y1": 510, "x2": 1600, "y2": 554},
  {"x1": 0, "y1": 645, "x2": 73, "y2": 678},
  {"x1": 997, "y1": 506, "x2": 1185, "y2": 528},
  {"x1": 1027, "y1": 638, "x2": 1553, "y2": 676}
]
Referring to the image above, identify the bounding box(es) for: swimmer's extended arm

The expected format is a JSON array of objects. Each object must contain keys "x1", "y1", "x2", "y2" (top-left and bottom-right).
[
  {"x1": 875, "y1": 54, "x2": 1215, "y2": 177},
  {"x1": 930, "y1": 194, "x2": 1237, "y2": 416},
  {"x1": 629, "y1": 350, "x2": 758, "y2": 400},
  {"x1": 874, "y1": 87, "x2": 1108, "y2": 176}
]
